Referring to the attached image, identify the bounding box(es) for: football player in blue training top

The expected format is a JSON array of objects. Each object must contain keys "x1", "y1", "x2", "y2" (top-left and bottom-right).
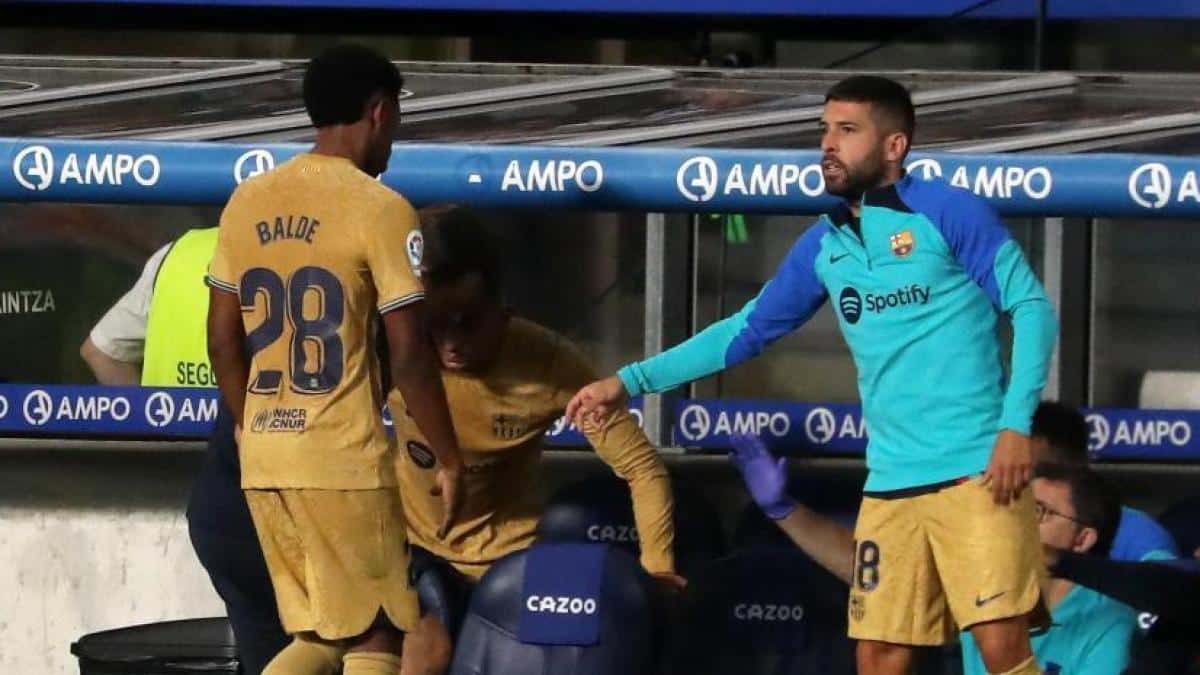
[{"x1": 569, "y1": 75, "x2": 1058, "y2": 675}]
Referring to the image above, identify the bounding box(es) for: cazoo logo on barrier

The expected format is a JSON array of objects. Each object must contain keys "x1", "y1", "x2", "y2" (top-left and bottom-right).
[
  {"x1": 12, "y1": 144, "x2": 160, "y2": 191},
  {"x1": 1086, "y1": 412, "x2": 1193, "y2": 453},
  {"x1": 676, "y1": 403, "x2": 790, "y2": 442},
  {"x1": 1127, "y1": 162, "x2": 1200, "y2": 210},
  {"x1": 676, "y1": 156, "x2": 824, "y2": 203},
  {"x1": 905, "y1": 158, "x2": 1053, "y2": 200}
]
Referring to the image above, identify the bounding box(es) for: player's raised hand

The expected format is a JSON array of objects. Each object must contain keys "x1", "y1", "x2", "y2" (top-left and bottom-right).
[
  {"x1": 982, "y1": 429, "x2": 1034, "y2": 505},
  {"x1": 566, "y1": 375, "x2": 629, "y2": 428},
  {"x1": 729, "y1": 433, "x2": 797, "y2": 520},
  {"x1": 431, "y1": 466, "x2": 465, "y2": 538}
]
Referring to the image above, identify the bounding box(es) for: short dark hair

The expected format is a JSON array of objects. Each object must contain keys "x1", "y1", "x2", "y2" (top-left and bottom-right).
[
  {"x1": 421, "y1": 206, "x2": 502, "y2": 300},
  {"x1": 1032, "y1": 401, "x2": 1090, "y2": 465},
  {"x1": 303, "y1": 44, "x2": 403, "y2": 128},
  {"x1": 1035, "y1": 462, "x2": 1122, "y2": 557},
  {"x1": 824, "y1": 75, "x2": 915, "y2": 146}
]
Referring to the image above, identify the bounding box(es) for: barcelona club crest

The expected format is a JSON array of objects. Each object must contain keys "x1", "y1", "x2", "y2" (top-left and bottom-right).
[{"x1": 890, "y1": 230, "x2": 914, "y2": 257}]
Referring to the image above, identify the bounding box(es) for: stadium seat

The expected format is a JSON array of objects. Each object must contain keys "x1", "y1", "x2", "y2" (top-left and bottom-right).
[
  {"x1": 1159, "y1": 496, "x2": 1200, "y2": 560},
  {"x1": 411, "y1": 546, "x2": 472, "y2": 637},
  {"x1": 1139, "y1": 371, "x2": 1200, "y2": 409},
  {"x1": 71, "y1": 617, "x2": 237, "y2": 674},
  {"x1": 667, "y1": 546, "x2": 855, "y2": 675},
  {"x1": 537, "y1": 473, "x2": 726, "y2": 576},
  {"x1": 448, "y1": 543, "x2": 658, "y2": 675}
]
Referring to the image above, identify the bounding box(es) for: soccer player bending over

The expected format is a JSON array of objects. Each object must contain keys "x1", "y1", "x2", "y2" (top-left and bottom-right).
[{"x1": 393, "y1": 206, "x2": 681, "y2": 675}]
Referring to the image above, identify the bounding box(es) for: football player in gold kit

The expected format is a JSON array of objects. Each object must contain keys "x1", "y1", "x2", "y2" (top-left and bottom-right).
[
  {"x1": 206, "y1": 45, "x2": 464, "y2": 675},
  {"x1": 391, "y1": 206, "x2": 682, "y2": 674}
]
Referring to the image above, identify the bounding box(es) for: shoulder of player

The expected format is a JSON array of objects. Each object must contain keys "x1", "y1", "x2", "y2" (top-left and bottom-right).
[
  {"x1": 898, "y1": 173, "x2": 993, "y2": 224},
  {"x1": 504, "y1": 318, "x2": 586, "y2": 374},
  {"x1": 506, "y1": 317, "x2": 566, "y2": 356},
  {"x1": 358, "y1": 185, "x2": 419, "y2": 228}
]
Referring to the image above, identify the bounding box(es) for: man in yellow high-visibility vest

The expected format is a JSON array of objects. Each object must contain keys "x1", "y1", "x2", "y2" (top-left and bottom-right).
[{"x1": 81, "y1": 227, "x2": 217, "y2": 387}]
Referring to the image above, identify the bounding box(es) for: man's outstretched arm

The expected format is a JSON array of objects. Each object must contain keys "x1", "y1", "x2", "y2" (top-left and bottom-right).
[{"x1": 568, "y1": 225, "x2": 830, "y2": 425}]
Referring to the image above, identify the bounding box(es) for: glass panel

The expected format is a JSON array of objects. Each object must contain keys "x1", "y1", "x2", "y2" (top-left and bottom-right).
[
  {"x1": 1091, "y1": 218, "x2": 1200, "y2": 408},
  {"x1": 688, "y1": 76, "x2": 1200, "y2": 150},
  {"x1": 0, "y1": 64, "x2": 588, "y2": 139},
  {"x1": 0, "y1": 202, "x2": 646, "y2": 386},
  {"x1": 470, "y1": 209, "x2": 646, "y2": 373},
  {"x1": 0, "y1": 202, "x2": 218, "y2": 385},
  {"x1": 279, "y1": 71, "x2": 1015, "y2": 145},
  {"x1": 0, "y1": 56, "x2": 234, "y2": 94}
]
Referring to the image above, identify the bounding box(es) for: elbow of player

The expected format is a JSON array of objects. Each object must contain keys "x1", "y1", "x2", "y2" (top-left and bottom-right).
[
  {"x1": 206, "y1": 330, "x2": 239, "y2": 367},
  {"x1": 389, "y1": 350, "x2": 438, "y2": 390}
]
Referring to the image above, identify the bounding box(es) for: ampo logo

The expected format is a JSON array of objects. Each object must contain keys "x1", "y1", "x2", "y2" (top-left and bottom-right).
[
  {"x1": 13, "y1": 145, "x2": 55, "y2": 191},
  {"x1": 1128, "y1": 163, "x2": 1172, "y2": 210},
  {"x1": 1086, "y1": 413, "x2": 1111, "y2": 451},
  {"x1": 676, "y1": 156, "x2": 719, "y2": 203},
  {"x1": 905, "y1": 158, "x2": 943, "y2": 181},
  {"x1": 0, "y1": 394, "x2": 7, "y2": 420},
  {"x1": 804, "y1": 407, "x2": 837, "y2": 444},
  {"x1": 549, "y1": 415, "x2": 569, "y2": 436},
  {"x1": 234, "y1": 149, "x2": 276, "y2": 184},
  {"x1": 839, "y1": 287, "x2": 863, "y2": 324},
  {"x1": 678, "y1": 404, "x2": 712, "y2": 441},
  {"x1": 144, "y1": 392, "x2": 176, "y2": 428},
  {"x1": 629, "y1": 408, "x2": 644, "y2": 428},
  {"x1": 23, "y1": 389, "x2": 53, "y2": 426}
]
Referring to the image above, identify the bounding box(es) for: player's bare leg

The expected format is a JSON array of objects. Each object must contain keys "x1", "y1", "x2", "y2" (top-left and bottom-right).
[
  {"x1": 969, "y1": 615, "x2": 1040, "y2": 674},
  {"x1": 856, "y1": 639, "x2": 915, "y2": 675},
  {"x1": 399, "y1": 614, "x2": 453, "y2": 675},
  {"x1": 343, "y1": 616, "x2": 404, "y2": 675}
]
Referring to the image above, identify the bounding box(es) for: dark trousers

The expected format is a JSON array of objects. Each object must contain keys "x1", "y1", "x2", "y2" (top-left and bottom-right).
[{"x1": 187, "y1": 450, "x2": 288, "y2": 675}]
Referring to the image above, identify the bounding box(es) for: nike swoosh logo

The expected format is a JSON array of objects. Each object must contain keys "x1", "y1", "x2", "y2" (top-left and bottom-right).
[
  {"x1": 829, "y1": 253, "x2": 851, "y2": 263},
  {"x1": 975, "y1": 591, "x2": 1007, "y2": 608}
]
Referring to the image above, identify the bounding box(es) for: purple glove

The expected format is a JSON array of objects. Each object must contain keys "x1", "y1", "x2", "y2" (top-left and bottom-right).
[{"x1": 729, "y1": 433, "x2": 797, "y2": 520}]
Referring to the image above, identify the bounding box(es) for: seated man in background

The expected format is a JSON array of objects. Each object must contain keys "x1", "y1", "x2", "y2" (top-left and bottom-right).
[
  {"x1": 960, "y1": 462, "x2": 1134, "y2": 675},
  {"x1": 391, "y1": 207, "x2": 682, "y2": 673},
  {"x1": 730, "y1": 435, "x2": 1136, "y2": 675},
  {"x1": 1031, "y1": 401, "x2": 1180, "y2": 562}
]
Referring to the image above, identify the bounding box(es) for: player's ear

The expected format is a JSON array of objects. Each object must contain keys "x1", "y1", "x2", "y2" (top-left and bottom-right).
[
  {"x1": 365, "y1": 96, "x2": 385, "y2": 131},
  {"x1": 1073, "y1": 525, "x2": 1099, "y2": 554},
  {"x1": 884, "y1": 130, "x2": 908, "y2": 164}
]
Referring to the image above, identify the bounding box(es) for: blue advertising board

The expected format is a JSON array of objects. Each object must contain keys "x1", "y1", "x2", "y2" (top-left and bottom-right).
[
  {"x1": 1, "y1": 385, "x2": 1195, "y2": 461},
  {"x1": 3, "y1": 138, "x2": 1199, "y2": 218}
]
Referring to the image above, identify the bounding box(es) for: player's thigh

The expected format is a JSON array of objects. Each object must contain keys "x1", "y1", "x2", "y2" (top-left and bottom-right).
[
  {"x1": 286, "y1": 489, "x2": 421, "y2": 639},
  {"x1": 848, "y1": 496, "x2": 954, "y2": 646},
  {"x1": 925, "y1": 478, "x2": 1042, "y2": 631}
]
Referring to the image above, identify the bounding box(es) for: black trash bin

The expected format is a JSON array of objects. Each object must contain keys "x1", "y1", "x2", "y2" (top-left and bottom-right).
[{"x1": 71, "y1": 617, "x2": 237, "y2": 674}]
